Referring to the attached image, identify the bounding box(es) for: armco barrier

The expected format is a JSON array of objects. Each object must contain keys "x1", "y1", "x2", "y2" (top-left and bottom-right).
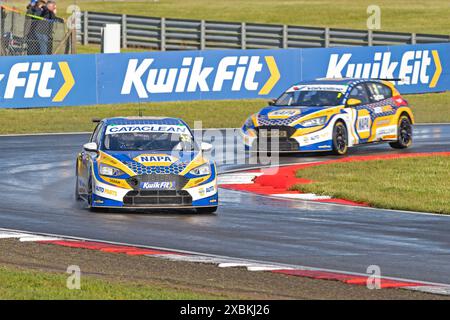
[
  {"x1": 77, "y1": 11, "x2": 450, "y2": 50},
  {"x1": 0, "y1": 42, "x2": 448, "y2": 108}
]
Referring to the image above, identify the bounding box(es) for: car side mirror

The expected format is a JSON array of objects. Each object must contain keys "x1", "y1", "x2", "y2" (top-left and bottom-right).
[
  {"x1": 200, "y1": 142, "x2": 212, "y2": 152},
  {"x1": 346, "y1": 98, "x2": 362, "y2": 107},
  {"x1": 83, "y1": 142, "x2": 98, "y2": 153},
  {"x1": 268, "y1": 99, "x2": 276, "y2": 106}
]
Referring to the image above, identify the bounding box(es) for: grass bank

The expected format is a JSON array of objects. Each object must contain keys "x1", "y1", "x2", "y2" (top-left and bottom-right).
[
  {"x1": 0, "y1": 92, "x2": 448, "y2": 135},
  {"x1": 291, "y1": 155, "x2": 450, "y2": 214},
  {"x1": 0, "y1": 265, "x2": 222, "y2": 299}
]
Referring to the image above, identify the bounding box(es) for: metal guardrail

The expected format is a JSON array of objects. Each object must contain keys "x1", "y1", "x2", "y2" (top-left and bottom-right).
[{"x1": 77, "y1": 11, "x2": 450, "y2": 51}]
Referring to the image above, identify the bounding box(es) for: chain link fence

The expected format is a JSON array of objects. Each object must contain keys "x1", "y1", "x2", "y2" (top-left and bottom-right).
[{"x1": 0, "y1": 6, "x2": 74, "y2": 56}]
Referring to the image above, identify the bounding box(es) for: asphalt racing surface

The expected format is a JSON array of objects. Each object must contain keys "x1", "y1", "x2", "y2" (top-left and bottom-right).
[{"x1": 0, "y1": 124, "x2": 450, "y2": 284}]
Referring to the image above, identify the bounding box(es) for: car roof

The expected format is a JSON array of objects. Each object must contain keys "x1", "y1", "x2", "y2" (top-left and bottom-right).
[
  {"x1": 292, "y1": 78, "x2": 384, "y2": 86},
  {"x1": 102, "y1": 117, "x2": 186, "y2": 126}
]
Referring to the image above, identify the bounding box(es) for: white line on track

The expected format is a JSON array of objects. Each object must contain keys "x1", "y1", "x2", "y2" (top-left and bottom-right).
[{"x1": 0, "y1": 226, "x2": 449, "y2": 288}]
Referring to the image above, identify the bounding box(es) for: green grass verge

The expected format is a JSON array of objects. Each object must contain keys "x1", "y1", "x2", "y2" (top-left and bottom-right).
[
  {"x1": 0, "y1": 265, "x2": 224, "y2": 299},
  {"x1": 291, "y1": 155, "x2": 450, "y2": 214},
  {"x1": 11, "y1": 0, "x2": 448, "y2": 35},
  {"x1": 0, "y1": 92, "x2": 448, "y2": 135},
  {"x1": 0, "y1": 99, "x2": 265, "y2": 134}
]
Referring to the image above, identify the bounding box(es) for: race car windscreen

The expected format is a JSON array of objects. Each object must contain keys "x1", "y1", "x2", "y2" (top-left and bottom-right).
[
  {"x1": 103, "y1": 131, "x2": 196, "y2": 152},
  {"x1": 274, "y1": 90, "x2": 344, "y2": 107}
]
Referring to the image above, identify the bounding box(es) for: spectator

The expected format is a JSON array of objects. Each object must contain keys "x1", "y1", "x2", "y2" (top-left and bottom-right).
[
  {"x1": 35, "y1": 0, "x2": 63, "y2": 55},
  {"x1": 25, "y1": 0, "x2": 46, "y2": 55}
]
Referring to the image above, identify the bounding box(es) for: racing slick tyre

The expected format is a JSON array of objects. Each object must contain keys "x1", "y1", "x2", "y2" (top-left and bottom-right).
[
  {"x1": 75, "y1": 175, "x2": 81, "y2": 200},
  {"x1": 196, "y1": 206, "x2": 218, "y2": 214},
  {"x1": 87, "y1": 175, "x2": 100, "y2": 212},
  {"x1": 389, "y1": 115, "x2": 413, "y2": 149},
  {"x1": 331, "y1": 121, "x2": 348, "y2": 155}
]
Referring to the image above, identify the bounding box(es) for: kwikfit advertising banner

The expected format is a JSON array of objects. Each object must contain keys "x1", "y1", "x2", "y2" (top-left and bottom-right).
[
  {"x1": 0, "y1": 54, "x2": 96, "y2": 108},
  {"x1": 0, "y1": 42, "x2": 448, "y2": 108}
]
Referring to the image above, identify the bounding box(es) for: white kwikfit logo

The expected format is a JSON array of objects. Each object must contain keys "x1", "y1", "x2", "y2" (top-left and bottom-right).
[
  {"x1": 0, "y1": 62, "x2": 56, "y2": 99},
  {"x1": 326, "y1": 50, "x2": 434, "y2": 85},
  {"x1": 121, "y1": 56, "x2": 264, "y2": 98}
]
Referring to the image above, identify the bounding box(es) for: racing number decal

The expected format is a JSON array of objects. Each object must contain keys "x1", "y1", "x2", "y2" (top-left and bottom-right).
[
  {"x1": 356, "y1": 110, "x2": 372, "y2": 140},
  {"x1": 358, "y1": 116, "x2": 370, "y2": 132}
]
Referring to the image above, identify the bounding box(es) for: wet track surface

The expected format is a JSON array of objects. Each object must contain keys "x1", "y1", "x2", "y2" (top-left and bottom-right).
[{"x1": 1, "y1": 125, "x2": 450, "y2": 284}]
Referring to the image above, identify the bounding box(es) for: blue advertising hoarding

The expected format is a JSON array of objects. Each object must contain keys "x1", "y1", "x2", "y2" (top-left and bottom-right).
[{"x1": 0, "y1": 42, "x2": 448, "y2": 108}]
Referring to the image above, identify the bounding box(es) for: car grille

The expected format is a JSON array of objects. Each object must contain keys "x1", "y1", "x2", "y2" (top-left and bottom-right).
[
  {"x1": 123, "y1": 174, "x2": 192, "y2": 207},
  {"x1": 257, "y1": 114, "x2": 303, "y2": 126},
  {"x1": 123, "y1": 161, "x2": 187, "y2": 175},
  {"x1": 123, "y1": 190, "x2": 193, "y2": 207},
  {"x1": 126, "y1": 174, "x2": 189, "y2": 190},
  {"x1": 255, "y1": 126, "x2": 300, "y2": 152}
]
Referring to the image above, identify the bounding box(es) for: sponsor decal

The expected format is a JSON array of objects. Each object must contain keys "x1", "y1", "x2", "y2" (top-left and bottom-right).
[
  {"x1": 326, "y1": 50, "x2": 442, "y2": 88},
  {"x1": 105, "y1": 124, "x2": 188, "y2": 135},
  {"x1": 198, "y1": 185, "x2": 216, "y2": 197},
  {"x1": 95, "y1": 186, "x2": 118, "y2": 197},
  {"x1": 376, "y1": 126, "x2": 397, "y2": 137},
  {"x1": 134, "y1": 154, "x2": 179, "y2": 166},
  {"x1": 358, "y1": 116, "x2": 371, "y2": 132},
  {"x1": 259, "y1": 130, "x2": 287, "y2": 138},
  {"x1": 288, "y1": 84, "x2": 348, "y2": 92},
  {"x1": 140, "y1": 181, "x2": 176, "y2": 190},
  {"x1": 376, "y1": 119, "x2": 391, "y2": 125},
  {"x1": 120, "y1": 55, "x2": 280, "y2": 98},
  {"x1": 268, "y1": 109, "x2": 300, "y2": 119},
  {"x1": 374, "y1": 105, "x2": 393, "y2": 114},
  {"x1": 0, "y1": 61, "x2": 74, "y2": 102}
]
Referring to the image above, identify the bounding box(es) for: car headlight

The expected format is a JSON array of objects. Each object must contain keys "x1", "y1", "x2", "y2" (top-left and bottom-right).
[
  {"x1": 300, "y1": 116, "x2": 327, "y2": 127},
  {"x1": 99, "y1": 164, "x2": 125, "y2": 177},
  {"x1": 189, "y1": 163, "x2": 211, "y2": 176}
]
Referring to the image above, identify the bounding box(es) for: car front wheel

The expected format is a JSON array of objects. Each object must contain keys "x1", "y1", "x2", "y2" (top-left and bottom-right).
[{"x1": 332, "y1": 121, "x2": 348, "y2": 155}]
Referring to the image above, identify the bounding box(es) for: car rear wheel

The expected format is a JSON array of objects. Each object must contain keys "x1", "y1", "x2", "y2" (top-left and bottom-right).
[
  {"x1": 196, "y1": 206, "x2": 218, "y2": 214},
  {"x1": 389, "y1": 115, "x2": 412, "y2": 149},
  {"x1": 332, "y1": 121, "x2": 348, "y2": 155}
]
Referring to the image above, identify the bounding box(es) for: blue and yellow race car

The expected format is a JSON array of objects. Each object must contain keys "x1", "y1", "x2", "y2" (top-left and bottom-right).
[
  {"x1": 241, "y1": 78, "x2": 414, "y2": 155},
  {"x1": 75, "y1": 117, "x2": 218, "y2": 213}
]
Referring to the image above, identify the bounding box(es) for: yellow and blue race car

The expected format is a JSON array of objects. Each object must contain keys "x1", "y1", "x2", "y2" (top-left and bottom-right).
[
  {"x1": 75, "y1": 117, "x2": 218, "y2": 213},
  {"x1": 241, "y1": 78, "x2": 414, "y2": 155}
]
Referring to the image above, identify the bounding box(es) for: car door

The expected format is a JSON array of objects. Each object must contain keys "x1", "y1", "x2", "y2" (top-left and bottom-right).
[
  {"x1": 347, "y1": 83, "x2": 373, "y2": 143},
  {"x1": 365, "y1": 82, "x2": 397, "y2": 141}
]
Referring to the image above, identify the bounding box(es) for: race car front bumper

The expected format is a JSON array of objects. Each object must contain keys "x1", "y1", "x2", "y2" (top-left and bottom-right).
[
  {"x1": 91, "y1": 174, "x2": 218, "y2": 209},
  {"x1": 241, "y1": 125, "x2": 334, "y2": 152}
]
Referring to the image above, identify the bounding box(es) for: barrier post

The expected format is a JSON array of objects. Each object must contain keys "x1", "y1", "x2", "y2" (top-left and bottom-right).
[
  {"x1": 241, "y1": 22, "x2": 246, "y2": 49},
  {"x1": 282, "y1": 24, "x2": 288, "y2": 49},
  {"x1": 324, "y1": 27, "x2": 330, "y2": 48},
  {"x1": 83, "y1": 11, "x2": 88, "y2": 45},
  {"x1": 71, "y1": 28, "x2": 77, "y2": 54},
  {"x1": 160, "y1": 17, "x2": 166, "y2": 51},
  {"x1": 121, "y1": 14, "x2": 127, "y2": 48},
  {"x1": 368, "y1": 29, "x2": 373, "y2": 46},
  {"x1": 200, "y1": 19, "x2": 205, "y2": 50}
]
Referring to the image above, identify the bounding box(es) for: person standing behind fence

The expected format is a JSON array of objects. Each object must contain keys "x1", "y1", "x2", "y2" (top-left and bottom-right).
[
  {"x1": 35, "y1": 0, "x2": 63, "y2": 55},
  {"x1": 25, "y1": 0, "x2": 46, "y2": 55}
]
